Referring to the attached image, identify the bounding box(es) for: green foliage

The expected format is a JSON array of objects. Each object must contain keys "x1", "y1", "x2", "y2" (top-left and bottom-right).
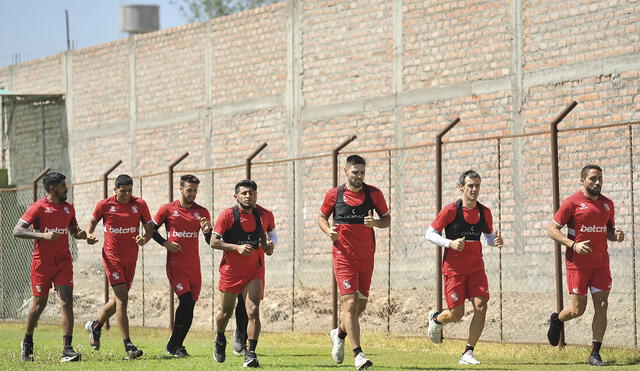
[{"x1": 170, "y1": 0, "x2": 285, "y2": 21}]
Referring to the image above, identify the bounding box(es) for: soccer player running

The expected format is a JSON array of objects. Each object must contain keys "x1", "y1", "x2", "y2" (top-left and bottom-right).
[
  {"x1": 13, "y1": 171, "x2": 94, "y2": 362},
  {"x1": 211, "y1": 180, "x2": 274, "y2": 368},
  {"x1": 318, "y1": 155, "x2": 390, "y2": 370},
  {"x1": 546, "y1": 164, "x2": 624, "y2": 366},
  {"x1": 232, "y1": 180, "x2": 277, "y2": 357},
  {"x1": 425, "y1": 170, "x2": 503, "y2": 365},
  {"x1": 84, "y1": 174, "x2": 153, "y2": 360},
  {"x1": 151, "y1": 174, "x2": 212, "y2": 357}
]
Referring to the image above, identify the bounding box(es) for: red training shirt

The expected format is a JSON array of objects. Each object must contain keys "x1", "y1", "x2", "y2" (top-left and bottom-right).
[{"x1": 20, "y1": 197, "x2": 78, "y2": 260}]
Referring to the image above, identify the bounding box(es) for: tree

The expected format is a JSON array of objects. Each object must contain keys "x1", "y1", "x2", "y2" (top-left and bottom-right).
[{"x1": 170, "y1": 0, "x2": 285, "y2": 21}]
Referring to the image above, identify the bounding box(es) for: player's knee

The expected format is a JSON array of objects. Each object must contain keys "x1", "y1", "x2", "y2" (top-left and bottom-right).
[
  {"x1": 450, "y1": 307, "x2": 465, "y2": 322},
  {"x1": 595, "y1": 298, "x2": 608, "y2": 313},
  {"x1": 245, "y1": 304, "x2": 259, "y2": 319},
  {"x1": 341, "y1": 296, "x2": 358, "y2": 311}
]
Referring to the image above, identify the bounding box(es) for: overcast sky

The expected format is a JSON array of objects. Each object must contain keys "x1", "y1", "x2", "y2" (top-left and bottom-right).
[{"x1": 0, "y1": 0, "x2": 188, "y2": 67}]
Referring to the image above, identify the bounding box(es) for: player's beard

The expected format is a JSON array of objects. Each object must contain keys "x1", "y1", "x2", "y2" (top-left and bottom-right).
[
  {"x1": 238, "y1": 201, "x2": 253, "y2": 210},
  {"x1": 586, "y1": 185, "x2": 601, "y2": 196}
]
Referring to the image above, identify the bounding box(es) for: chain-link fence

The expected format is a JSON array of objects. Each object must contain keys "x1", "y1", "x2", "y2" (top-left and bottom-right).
[{"x1": 1, "y1": 121, "x2": 639, "y2": 348}]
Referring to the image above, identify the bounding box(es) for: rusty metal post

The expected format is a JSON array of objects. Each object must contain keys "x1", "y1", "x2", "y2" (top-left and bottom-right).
[
  {"x1": 32, "y1": 168, "x2": 51, "y2": 202},
  {"x1": 550, "y1": 101, "x2": 577, "y2": 348},
  {"x1": 102, "y1": 160, "x2": 122, "y2": 329},
  {"x1": 331, "y1": 135, "x2": 357, "y2": 329},
  {"x1": 435, "y1": 117, "x2": 460, "y2": 343},
  {"x1": 168, "y1": 152, "x2": 189, "y2": 329},
  {"x1": 246, "y1": 143, "x2": 268, "y2": 180}
]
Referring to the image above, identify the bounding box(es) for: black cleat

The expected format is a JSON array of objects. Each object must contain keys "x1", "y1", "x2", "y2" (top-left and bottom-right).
[
  {"x1": 214, "y1": 338, "x2": 226, "y2": 363},
  {"x1": 21, "y1": 340, "x2": 34, "y2": 362},
  {"x1": 61, "y1": 346, "x2": 81, "y2": 362},
  {"x1": 233, "y1": 329, "x2": 247, "y2": 356},
  {"x1": 167, "y1": 345, "x2": 190, "y2": 358},
  {"x1": 243, "y1": 350, "x2": 259, "y2": 368},
  {"x1": 588, "y1": 352, "x2": 606, "y2": 366},
  {"x1": 124, "y1": 344, "x2": 143, "y2": 360},
  {"x1": 547, "y1": 312, "x2": 563, "y2": 346},
  {"x1": 85, "y1": 320, "x2": 101, "y2": 350}
]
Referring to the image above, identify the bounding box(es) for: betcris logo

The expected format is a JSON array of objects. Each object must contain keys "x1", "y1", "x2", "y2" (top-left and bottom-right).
[
  {"x1": 171, "y1": 230, "x2": 198, "y2": 238},
  {"x1": 43, "y1": 227, "x2": 68, "y2": 234},
  {"x1": 105, "y1": 226, "x2": 138, "y2": 234},
  {"x1": 580, "y1": 225, "x2": 607, "y2": 233}
]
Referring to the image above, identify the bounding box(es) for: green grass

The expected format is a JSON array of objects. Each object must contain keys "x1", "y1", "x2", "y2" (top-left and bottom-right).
[{"x1": 1, "y1": 322, "x2": 639, "y2": 370}]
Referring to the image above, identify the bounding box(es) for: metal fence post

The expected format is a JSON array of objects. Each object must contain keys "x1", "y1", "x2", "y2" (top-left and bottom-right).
[
  {"x1": 32, "y1": 168, "x2": 50, "y2": 202},
  {"x1": 246, "y1": 143, "x2": 268, "y2": 180},
  {"x1": 168, "y1": 152, "x2": 189, "y2": 329}
]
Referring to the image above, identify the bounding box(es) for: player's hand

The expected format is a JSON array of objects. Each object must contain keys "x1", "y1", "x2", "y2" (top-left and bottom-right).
[
  {"x1": 264, "y1": 239, "x2": 274, "y2": 256},
  {"x1": 328, "y1": 225, "x2": 339, "y2": 242},
  {"x1": 163, "y1": 241, "x2": 182, "y2": 253},
  {"x1": 75, "y1": 230, "x2": 88, "y2": 240},
  {"x1": 494, "y1": 232, "x2": 504, "y2": 248},
  {"x1": 43, "y1": 231, "x2": 61, "y2": 241},
  {"x1": 134, "y1": 235, "x2": 149, "y2": 246},
  {"x1": 235, "y1": 244, "x2": 254, "y2": 256},
  {"x1": 573, "y1": 240, "x2": 591, "y2": 254},
  {"x1": 86, "y1": 234, "x2": 99, "y2": 245},
  {"x1": 364, "y1": 210, "x2": 376, "y2": 228},
  {"x1": 200, "y1": 217, "x2": 212, "y2": 234},
  {"x1": 615, "y1": 228, "x2": 625, "y2": 242},
  {"x1": 449, "y1": 236, "x2": 465, "y2": 251}
]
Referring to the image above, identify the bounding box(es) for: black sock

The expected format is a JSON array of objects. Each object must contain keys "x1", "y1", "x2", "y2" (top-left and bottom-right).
[
  {"x1": 592, "y1": 341, "x2": 602, "y2": 354},
  {"x1": 433, "y1": 311, "x2": 443, "y2": 325},
  {"x1": 248, "y1": 339, "x2": 258, "y2": 352},
  {"x1": 168, "y1": 292, "x2": 195, "y2": 349},
  {"x1": 337, "y1": 328, "x2": 347, "y2": 340},
  {"x1": 63, "y1": 335, "x2": 72, "y2": 348},
  {"x1": 463, "y1": 345, "x2": 474, "y2": 354},
  {"x1": 235, "y1": 295, "x2": 248, "y2": 334},
  {"x1": 353, "y1": 347, "x2": 363, "y2": 356},
  {"x1": 123, "y1": 338, "x2": 133, "y2": 350},
  {"x1": 216, "y1": 332, "x2": 226, "y2": 343},
  {"x1": 93, "y1": 320, "x2": 103, "y2": 331},
  {"x1": 23, "y1": 334, "x2": 33, "y2": 344}
]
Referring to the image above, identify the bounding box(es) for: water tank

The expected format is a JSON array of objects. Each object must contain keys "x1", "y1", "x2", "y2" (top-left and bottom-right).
[{"x1": 120, "y1": 5, "x2": 160, "y2": 35}]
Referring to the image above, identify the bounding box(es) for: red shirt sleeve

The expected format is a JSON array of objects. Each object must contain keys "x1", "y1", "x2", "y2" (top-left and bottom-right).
[
  {"x1": 138, "y1": 200, "x2": 152, "y2": 224},
  {"x1": 370, "y1": 189, "x2": 389, "y2": 216},
  {"x1": 431, "y1": 203, "x2": 456, "y2": 232},
  {"x1": 20, "y1": 203, "x2": 39, "y2": 225},
  {"x1": 482, "y1": 207, "x2": 493, "y2": 234},
  {"x1": 92, "y1": 199, "x2": 104, "y2": 221},
  {"x1": 213, "y1": 209, "x2": 232, "y2": 236},
  {"x1": 553, "y1": 198, "x2": 574, "y2": 227},
  {"x1": 153, "y1": 203, "x2": 168, "y2": 226},
  {"x1": 320, "y1": 188, "x2": 338, "y2": 217}
]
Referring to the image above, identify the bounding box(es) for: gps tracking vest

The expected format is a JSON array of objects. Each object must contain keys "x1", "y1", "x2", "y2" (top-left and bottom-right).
[
  {"x1": 444, "y1": 199, "x2": 486, "y2": 241},
  {"x1": 223, "y1": 205, "x2": 263, "y2": 249},
  {"x1": 333, "y1": 183, "x2": 374, "y2": 224}
]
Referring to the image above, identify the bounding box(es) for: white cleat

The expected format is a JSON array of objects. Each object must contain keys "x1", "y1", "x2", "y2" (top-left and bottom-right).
[
  {"x1": 329, "y1": 328, "x2": 345, "y2": 364},
  {"x1": 427, "y1": 309, "x2": 443, "y2": 344},
  {"x1": 354, "y1": 352, "x2": 373, "y2": 370},
  {"x1": 459, "y1": 350, "x2": 480, "y2": 365}
]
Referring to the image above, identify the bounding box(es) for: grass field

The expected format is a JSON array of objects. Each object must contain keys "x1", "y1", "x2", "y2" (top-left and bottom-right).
[{"x1": 1, "y1": 322, "x2": 639, "y2": 370}]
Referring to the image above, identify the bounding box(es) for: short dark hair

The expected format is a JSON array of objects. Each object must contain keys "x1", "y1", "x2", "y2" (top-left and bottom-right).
[
  {"x1": 235, "y1": 179, "x2": 256, "y2": 194},
  {"x1": 458, "y1": 170, "x2": 481, "y2": 185},
  {"x1": 115, "y1": 174, "x2": 133, "y2": 188},
  {"x1": 180, "y1": 174, "x2": 200, "y2": 187},
  {"x1": 346, "y1": 155, "x2": 366, "y2": 166},
  {"x1": 581, "y1": 164, "x2": 602, "y2": 179},
  {"x1": 43, "y1": 172, "x2": 66, "y2": 192}
]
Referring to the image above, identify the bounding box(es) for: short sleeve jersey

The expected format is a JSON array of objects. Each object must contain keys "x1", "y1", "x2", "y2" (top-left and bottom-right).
[
  {"x1": 431, "y1": 201, "x2": 494, "y2": 275},
  {"x1": 154, "y1": 200, "x2": 211, "y2": 269},
  {"x1": 213, "y1": 206, "x2": 270, "y2": 276},
  {"x1": 254, "y1": 204, "x2": 276, "y2": 232},
  {"x1": 320, "y1": 184, "x2": 389, "y2": 261},
  {"x1": 553, "y1": 191, "x2": 614, "y2": 269},
  {"x1": 20, "y1": 197, "x2": 78, "y2": 260},
  {"x1": 92, "y1": 196, "x2": 151, "y2": 263}
]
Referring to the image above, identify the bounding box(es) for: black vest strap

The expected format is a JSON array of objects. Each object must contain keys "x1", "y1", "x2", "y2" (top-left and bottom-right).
[
  {"x1": 333, "y1": 183, "x2": 375, "y2": 225},
  {"x1": 222, "y1": 205, "x2": 263, "y2": 248},
  {"x1": 443, "y1": 199, "x2": 486, "y2": 241}
]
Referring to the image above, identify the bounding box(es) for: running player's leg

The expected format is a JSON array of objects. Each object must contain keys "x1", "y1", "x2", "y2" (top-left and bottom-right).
[
  {"x1": 589, "y1": 289, "x2": 609, "y2": 366},
  {"x1": 241, "y1": 279, "x2": 262, "y2": 367},
  {"x1": 111, "y1": 283, "x2": 130, "y2": 338},
  {"x1": 233, "y1": 294, "x2": 248, "y2": 355},
  {"x1": 25, "y1": 294, "x2": 48, "y2": 335},
  {"x1": 467, "y1": 296, "x2": 488, "y2": 346},
  {"x1": 560, "y1": 293, "x2": 587, "y2": 321},
  {"x1": 167, "y1": 292, "x2": 195, "y2": 353},
  {"x1": 57, "y1": 285, "x2": 81, "y2": 361},
  {"x1": 214, "y1": 291, "x2": 237, "y2": 362}
]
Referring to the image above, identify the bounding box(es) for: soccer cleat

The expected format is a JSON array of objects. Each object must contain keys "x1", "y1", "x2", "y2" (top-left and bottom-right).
[
  {"x1": 233, "y1": 329, "x2": 247, "y2": 356},
  {"x1": 354, "y1": 352, "x2": 373, "y2": 370},
  {"x1": 329, "y1": 328, "x2": 345, "y2": 364},
  {"x1": 124, "y1": 344, "x2": 143, "y2": 360},
  {"x1": 547, "y1": 312, "x2": 563, "y2": 346},
  {"x1": 459, "y1": 350, "x2": 480, "y2": 365},
  {"x1": 166, "y1": 344, "x2": 190, "y2": 358},
  {"x1": 243, "y1": 350, "x2": 259, "y2": 368},
  {"x1": 85, "y1": 320, "x2": 101, "y2": 350},
  {"x1": 214, "y1": 338, "x2": 226, "y2": 363},
  {"x1": 588, "y1": 352, "x2": 606, "y2": 366},
  {"x1": 21, "y1": 340, "x2": 34, "y2": 361},
  {"x1": 428, "y1": 309, "x2": 443, "y2": 344},
  {"x1": 61, "y1": 346, "x2": 81, "y2": 362}
]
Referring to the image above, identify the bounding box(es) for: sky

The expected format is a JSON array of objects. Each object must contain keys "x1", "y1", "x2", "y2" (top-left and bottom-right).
[{"x1": 0, "y1": 0, "x2": 189, "y2": 67}]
